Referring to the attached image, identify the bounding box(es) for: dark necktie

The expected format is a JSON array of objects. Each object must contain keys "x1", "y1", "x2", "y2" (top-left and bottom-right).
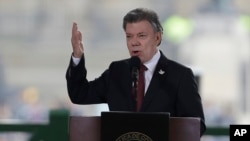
[{"x1": 136, "y1": 64, "x2": 147, "y2": 112}]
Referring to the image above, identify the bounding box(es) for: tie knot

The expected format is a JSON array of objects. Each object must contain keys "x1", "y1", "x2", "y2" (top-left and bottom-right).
[{"x1": 140, "y1": 64, "x2": 148, "y2": 72}]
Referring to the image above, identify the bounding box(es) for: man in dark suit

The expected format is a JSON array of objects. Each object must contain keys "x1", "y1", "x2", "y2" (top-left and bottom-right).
[{"x1": 66, "y1": 8, "x2": 206, "y2": 135}]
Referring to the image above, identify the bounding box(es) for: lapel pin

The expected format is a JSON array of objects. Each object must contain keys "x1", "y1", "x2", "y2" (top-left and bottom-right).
[{"x1": 158, "y1": 69, "x2": 165, "y2": 75}]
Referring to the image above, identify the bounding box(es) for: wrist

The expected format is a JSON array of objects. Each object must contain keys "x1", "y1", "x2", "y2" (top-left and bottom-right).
[{"x1": 73, "y1": 52, "x2": 83, "y2": 58}]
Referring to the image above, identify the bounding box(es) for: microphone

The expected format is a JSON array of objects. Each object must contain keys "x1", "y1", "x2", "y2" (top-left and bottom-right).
[{"x1": 130, "y1": 56, "x2": 141, "y2": 96}]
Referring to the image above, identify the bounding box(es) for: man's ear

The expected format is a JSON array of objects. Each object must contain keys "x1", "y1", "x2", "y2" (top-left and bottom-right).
[{"x1": 155, "y1": 31, "x2": 162, "y2": 46}]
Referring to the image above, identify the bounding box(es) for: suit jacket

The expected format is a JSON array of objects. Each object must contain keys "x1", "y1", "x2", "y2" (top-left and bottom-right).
[{"x1": 66, "y1": 51, "x2": 206, "y2": 135}]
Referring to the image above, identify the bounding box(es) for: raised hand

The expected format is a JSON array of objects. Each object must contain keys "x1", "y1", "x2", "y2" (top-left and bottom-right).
[{"x1": 71, "y1": 22, "x2": 84, "y2": 58}]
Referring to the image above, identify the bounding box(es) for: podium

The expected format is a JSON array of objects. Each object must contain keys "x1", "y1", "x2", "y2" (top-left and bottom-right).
[{"x1": 69, "y1": 114, "x2": 201, "y2": 141}]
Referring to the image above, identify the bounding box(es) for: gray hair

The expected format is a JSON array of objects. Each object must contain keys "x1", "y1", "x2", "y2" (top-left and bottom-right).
[{"x1": 123, "y1": 8, "x2": 163, "y2": 45}]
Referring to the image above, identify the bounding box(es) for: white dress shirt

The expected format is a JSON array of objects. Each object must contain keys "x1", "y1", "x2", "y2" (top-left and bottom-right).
[{"x1": 143, "y1": 50, "x2": 161, "y2": 94}]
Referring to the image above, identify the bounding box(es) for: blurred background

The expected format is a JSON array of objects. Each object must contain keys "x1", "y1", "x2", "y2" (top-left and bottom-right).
[{"x1": 0, "y1": 0, "x2": 250, "y2": 140}]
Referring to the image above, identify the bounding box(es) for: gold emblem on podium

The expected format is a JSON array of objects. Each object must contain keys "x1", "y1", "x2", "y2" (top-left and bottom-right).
[{"x1": 115, "y1": 132, "x2": 153, "y2": 141}]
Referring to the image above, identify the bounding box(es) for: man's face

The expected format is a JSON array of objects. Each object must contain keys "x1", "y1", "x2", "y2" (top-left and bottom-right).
[{"x1": 125, "y1": 20, "x2": 162, "y2": 63}]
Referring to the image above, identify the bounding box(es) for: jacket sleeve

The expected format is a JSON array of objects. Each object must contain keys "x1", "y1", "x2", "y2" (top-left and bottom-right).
[
  {"x1": 65, "y1": 54, "x2": 108, "y2": 104},
  {"x1": 176, "y1": 68, "x2": 206, "y2": 136}
]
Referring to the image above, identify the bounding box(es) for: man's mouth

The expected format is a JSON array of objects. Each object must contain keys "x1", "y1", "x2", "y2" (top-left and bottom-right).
[{"x1": 133, "y1": 51, "x2": 139, "y2": 54}]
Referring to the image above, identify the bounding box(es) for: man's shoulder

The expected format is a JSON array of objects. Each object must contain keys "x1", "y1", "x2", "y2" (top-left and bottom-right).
[
  {"x1": 159, "y1": 53, "x2": 190, "y2": 72},
  {"x1": 166, "y1": 59, "x2": 190, "y2": 70},
  {"x1": 108, "y1": 58, "x2": 130, "y2": 70},
  {"x1": 110, "y1": 58, "x2": 130, "y2": 65}
]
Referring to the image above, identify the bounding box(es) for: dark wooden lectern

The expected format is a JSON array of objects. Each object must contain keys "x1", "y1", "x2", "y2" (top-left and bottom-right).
[{"x1": 69, "y1": 116, "x2": 201, "y2": 141}]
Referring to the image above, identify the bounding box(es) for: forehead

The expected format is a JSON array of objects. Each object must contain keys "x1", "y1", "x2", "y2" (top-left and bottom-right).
[{"x1": 125, "y1": 20, "x2": 154, "y2": 34}]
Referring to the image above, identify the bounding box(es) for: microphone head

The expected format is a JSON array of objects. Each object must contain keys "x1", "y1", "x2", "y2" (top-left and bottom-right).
[{"x1": 130, "y1": 56, "x2": 141, "y2": 69}]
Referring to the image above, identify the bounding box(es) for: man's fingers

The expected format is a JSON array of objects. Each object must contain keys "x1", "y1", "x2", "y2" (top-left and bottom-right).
[
  {"x1": 78, "y1": 30, "x2": 82, "y2": 42},
  {"x1": 71, "y1": 22, "x2": 84, "y2": 57},
  {"x1": 72, "y1": 22, "x2": 81, "y2": 42},
  {"x1": 80, "y1": 41, "x2": 84, "y2": 51},
  {"x1": 72, "y1": 22, "x2": 78, "y2": 35},
  {"x1": 75, "y1": 31, "x2": 82, "y2": 45},
  {"x1": 71, "y1": 22, "x2": 82, "y2": 45}
]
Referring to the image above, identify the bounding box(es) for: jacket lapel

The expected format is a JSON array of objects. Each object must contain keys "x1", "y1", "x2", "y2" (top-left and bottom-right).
[{"x1": 141, "y1": 52, "x2": 169, "y2": 111}]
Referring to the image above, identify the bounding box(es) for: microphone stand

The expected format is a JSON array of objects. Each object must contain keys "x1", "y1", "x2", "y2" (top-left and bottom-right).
[
  {"x1": 132, "y1": 67, "x2": 139, "y2": 102},
  {"x1": 130, "y1": 56, "x2": 141, "y2": 108}
]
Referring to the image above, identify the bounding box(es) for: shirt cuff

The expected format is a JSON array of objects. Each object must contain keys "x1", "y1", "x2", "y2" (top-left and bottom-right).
[{"x1": 72, "y1": 56, "x2": 81, "y2": 66}]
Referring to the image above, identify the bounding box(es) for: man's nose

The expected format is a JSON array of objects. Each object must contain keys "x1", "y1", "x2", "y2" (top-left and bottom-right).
[{"x1": 131, "y1": 37, "x2": 140, "y2": 46}]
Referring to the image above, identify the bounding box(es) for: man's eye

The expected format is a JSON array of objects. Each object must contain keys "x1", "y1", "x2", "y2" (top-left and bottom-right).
[
  {"x1": 126, "y1": 35, "x2": 131, "y2": 38},
  {"x1": 139, "y1": 34, "x2": 146, "y2": 38}
]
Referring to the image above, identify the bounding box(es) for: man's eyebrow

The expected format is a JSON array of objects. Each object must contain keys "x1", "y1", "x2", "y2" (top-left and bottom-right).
[
  {"x1": 125, "y1": 33, "x2": 132, "y2": 36},
  {"x1": 125, "y1": 31, "x2": 147, "y2": 35},
  {"x1": 138, "y1": 32, "x2": 147, "y2": 35}
]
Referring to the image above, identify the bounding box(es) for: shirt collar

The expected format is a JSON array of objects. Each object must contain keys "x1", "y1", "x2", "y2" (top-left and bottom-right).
[{"x1": 144, "y1": 50, "x2": 160, "y2": 73}]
